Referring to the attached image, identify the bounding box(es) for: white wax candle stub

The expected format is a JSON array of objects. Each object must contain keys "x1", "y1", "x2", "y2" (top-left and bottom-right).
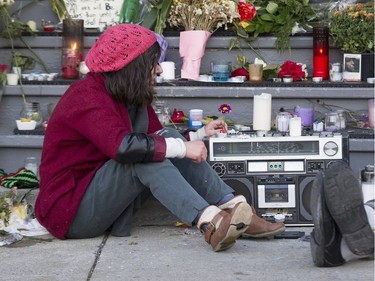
[
  {"x1": 253, "y1": 93, "x2": 272, "y2": 131},
  {"x1": 312, "y1": 77, "x2": 323, "y2": 83},
  {"x1": 160, "y1": 61, "x2": 175, "y2": 80},
  {"x1": 289, "y1": 117, "x2": 302, "y2": 136},
  {"x1": 283, "y1": 76, "x2": 293, "y2": 83}
]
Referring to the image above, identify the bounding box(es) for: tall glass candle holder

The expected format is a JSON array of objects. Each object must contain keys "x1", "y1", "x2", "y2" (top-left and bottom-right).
[
  {"x1": 62, "y1": 19, "x2": 84, "y2": 79},
  {"x1": 313, "y1": 27, "x2": 329, "y2": 80}
]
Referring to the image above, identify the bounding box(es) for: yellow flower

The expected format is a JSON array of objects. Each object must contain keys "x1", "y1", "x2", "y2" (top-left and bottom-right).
[{"x1": 239, "y1": 21, "x2": 249, "y2": 29}]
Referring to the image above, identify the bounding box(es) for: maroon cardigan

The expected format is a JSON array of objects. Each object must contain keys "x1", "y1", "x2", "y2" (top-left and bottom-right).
[{"x1": 35, "y1": 73, "x2": 165, "y2": 239}]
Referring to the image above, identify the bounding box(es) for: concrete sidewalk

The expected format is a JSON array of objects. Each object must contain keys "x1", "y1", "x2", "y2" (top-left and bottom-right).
[{"x1": 1, "y1": 198, "x2": 374, "y2": 281}]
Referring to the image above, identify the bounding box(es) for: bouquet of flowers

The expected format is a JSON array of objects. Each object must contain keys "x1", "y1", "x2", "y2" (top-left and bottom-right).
[
  {"x1": 278, "y1": 60, "x2": 307, "y2": 81},
  {"x1": 168, "y1": 0, "x2": 238, "y2": 80},
  {"x1": 168, "y1": 0, "x2": 237, "y2": 33},
  {"x1": 233, "y1": 0, "x2": 316, "y2": 52}
]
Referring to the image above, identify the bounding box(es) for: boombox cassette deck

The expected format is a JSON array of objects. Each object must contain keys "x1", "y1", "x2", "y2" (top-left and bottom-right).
[{"x1": 206, "y1": 131, "x2": 349, "y2": 226}]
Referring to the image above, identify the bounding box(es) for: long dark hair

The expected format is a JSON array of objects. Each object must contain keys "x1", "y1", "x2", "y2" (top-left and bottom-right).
[{"x1": 104, "y1": 42, "x2": 161, "y2": 108}]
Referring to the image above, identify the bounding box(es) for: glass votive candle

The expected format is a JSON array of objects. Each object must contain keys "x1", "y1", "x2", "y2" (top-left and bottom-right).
[
  {"x1": 211, "y1": 61, "x2": 231, "y2": 82},
  {"x1": 276, "y1": 112, "x2": 291, "y2": 133},
  {"x1": 249, "y1": 64, "x2": 263, "y2": 82},
  {"x1": 329, "y1": 62, "x2": 343, "y2": 82},
  {"x1": 325, "y1": 112, "x2": 340, "y2": 131}
]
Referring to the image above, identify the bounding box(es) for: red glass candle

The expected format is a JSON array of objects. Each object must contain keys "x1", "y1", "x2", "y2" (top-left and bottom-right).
[
  {"x1": 61, "y1": 19, "x2": 84, "y2": 79},
  {"x1": 313, "y1": 27, "x2": 329, "y2": 80},
  {"x1": 62, "y1": 43, "x2": 79, "y2": 79}
]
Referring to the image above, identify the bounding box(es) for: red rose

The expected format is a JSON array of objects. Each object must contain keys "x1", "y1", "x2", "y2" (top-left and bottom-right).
[
  {"x1": 0, "y1": 64, "x2": 7, "y2": 73},
  {"x1": 238, "y1": 2, "x2": 256, "y2": 22},
  {"x1": 230, "y1": 67, "x2": 249, "y2": 80},
  {"x1": 278, "y1": 60, "x2": 306, "y2": 81}
]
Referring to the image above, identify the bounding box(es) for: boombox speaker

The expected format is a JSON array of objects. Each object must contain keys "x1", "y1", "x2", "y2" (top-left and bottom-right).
[
  {"x1": 298, "y1": 176, "x2": 315, "y2": 224},
  {"x1": 221, "y1": 177, "x2": 255, "y2": 207}
]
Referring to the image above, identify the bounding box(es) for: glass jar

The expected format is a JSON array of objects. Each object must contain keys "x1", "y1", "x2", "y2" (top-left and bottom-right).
[
  {"x1": 25, "y1": 156, "x2": 39, "y2": 178},
  {"x1": 20, "y1": 102, "x2": 43, "y2": 126},
  {"x1": 324, "y1": 112, "x2": 340, "y2": 132},
  {"x1": 276, "y1": 112, "x2": 291, "y2": 133},
  {"x1": 153, "y1": 100, "x2": 170, "y2": 125},
  {"x1": 335, "y1": 110, "x2": 346, "y2": 129}
]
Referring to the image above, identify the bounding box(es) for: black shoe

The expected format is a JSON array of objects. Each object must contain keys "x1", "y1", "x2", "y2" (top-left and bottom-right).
[
  {"x1": 310, "y1": 170, "x2": 345, "y2": 267},
  {"x1": 324, "y1": 161, "x2": 374, "y2": 257}
]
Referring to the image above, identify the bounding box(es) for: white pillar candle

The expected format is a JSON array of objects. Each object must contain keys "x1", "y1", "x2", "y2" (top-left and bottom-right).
[
  {"x1": 289, "y1": 117, "x2": 302, "y2": 136},
  {"x1": 253, "y1": 93, "x2": 272, "y2": 131}
]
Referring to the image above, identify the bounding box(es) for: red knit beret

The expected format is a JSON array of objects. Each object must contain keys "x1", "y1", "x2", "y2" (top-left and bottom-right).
[{"x1": 85, "y1": 24, "x2": 157, "y2": 73}]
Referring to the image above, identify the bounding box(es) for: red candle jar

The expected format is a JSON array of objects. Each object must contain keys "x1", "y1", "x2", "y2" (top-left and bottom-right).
[
  {"x1": 61, "y1": 19, "x2": 84, "y2": 79},
  {"x1": 313, "y1": 27, "x2": 329, "y2": 80},
  {"x1": 62, "y1": 47, "x2": 80, "y2": 79}
]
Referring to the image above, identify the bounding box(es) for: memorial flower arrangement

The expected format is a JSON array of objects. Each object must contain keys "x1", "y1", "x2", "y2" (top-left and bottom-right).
[
  {"x1": 329, "y1": 2, "x2": 374, "y2": 54},
  {"x1": 167, "y1": 0, "x2": 239, "y2": 80},
  {"x1": 233, "y1": 0, "x2": 316, "y2": 52},
  {"x1": 167, "y1": 0, "x2": 237, "y2": 33},
  {"x1": 278, "y1": 60, "x2": 308, "y2": 81}
]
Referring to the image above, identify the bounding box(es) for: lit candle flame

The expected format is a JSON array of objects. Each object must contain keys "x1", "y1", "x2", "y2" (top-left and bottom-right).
[{"x1": 71, "y1": 42, "x2": 77, "y2": 50}]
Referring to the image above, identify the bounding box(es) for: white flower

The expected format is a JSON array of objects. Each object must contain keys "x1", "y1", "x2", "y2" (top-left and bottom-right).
[
  {"x1": 298, "y1": 63, "x2": 308, "y2": 78},
  {"x1": 291, "y1": 22, "x2": 307, "y2": 35},
  {"x1": 0, "y1": 0, "x2": 14, "y2": 8},
  {"x1": 254, "y1": 58, "x2": 267, "y2": 67}
]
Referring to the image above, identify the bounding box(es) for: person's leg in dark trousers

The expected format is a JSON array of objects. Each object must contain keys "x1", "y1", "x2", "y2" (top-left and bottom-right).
[{"x1": 67, "y1": 128, "x2": 233, "y2": 238}]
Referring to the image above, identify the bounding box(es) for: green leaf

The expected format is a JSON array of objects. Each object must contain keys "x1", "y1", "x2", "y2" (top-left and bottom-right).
[
  {"x1": 260, "y1": 14, "x2": 274, "y2": 22},
  {"x1": 266, "y1": 2, "x2": 279, "y2": 15},
  {"x1": 141, "y1": 7, "x2": 158, "y2": 29}
]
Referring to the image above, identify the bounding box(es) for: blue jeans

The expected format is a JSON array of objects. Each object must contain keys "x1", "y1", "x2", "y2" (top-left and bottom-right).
[{"x1": 66, "y1": 127, "x2": 233, "y2": 238}]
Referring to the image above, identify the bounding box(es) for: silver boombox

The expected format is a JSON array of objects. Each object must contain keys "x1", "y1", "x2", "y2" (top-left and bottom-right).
[{"x1": 207, "y1": 132, "x2": 349, "y2": 226}]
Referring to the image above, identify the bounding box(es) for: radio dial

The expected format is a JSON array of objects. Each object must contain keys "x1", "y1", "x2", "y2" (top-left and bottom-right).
[{"x1": 323, "y1": 141, "x2": 339, "y2": 156}]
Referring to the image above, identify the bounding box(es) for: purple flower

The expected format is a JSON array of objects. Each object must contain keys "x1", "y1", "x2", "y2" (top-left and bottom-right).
[{"x1": 218, "y1": 103, "x2": 232, "y2": 114}]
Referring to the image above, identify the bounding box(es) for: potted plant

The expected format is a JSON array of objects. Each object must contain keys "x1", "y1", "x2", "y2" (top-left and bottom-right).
[{"x1": 329, "y1": 2, "x2": 374, "y2": 81}]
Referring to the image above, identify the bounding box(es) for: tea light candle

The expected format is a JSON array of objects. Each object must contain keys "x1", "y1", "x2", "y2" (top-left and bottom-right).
[
  {"x1": 289, "y1": 117, "x2": 302, "y2": 136},
  {"x1": 283, "y1": 75, "x2": 293, "y2": 83}
]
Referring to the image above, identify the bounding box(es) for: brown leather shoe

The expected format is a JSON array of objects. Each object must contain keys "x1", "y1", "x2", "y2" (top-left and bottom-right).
[
  {"x1": 242, "y1": 207, "x2": 286, "y2": 239},
  {"x1": 198, "y1": 203, "x2": 252, "y2": 252}
]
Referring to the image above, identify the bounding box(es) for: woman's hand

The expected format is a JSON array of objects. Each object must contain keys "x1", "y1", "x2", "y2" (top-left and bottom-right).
[
  {"x1": 185, "y1": 140, "x2": 207, "y2": 163},
  {"x1": 204, "y1": 119, "x2": 227, "y2": 137}
]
